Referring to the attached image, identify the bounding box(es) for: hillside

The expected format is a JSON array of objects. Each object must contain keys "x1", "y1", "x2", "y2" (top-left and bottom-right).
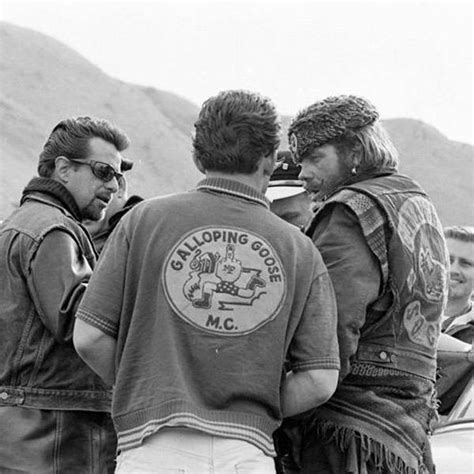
[
  {"x1": 0, "y1": 21, "x2": 202, "y2": 218},
  {"x1": 381, "y1": 118, "x2": 473, "y2": 227},
  {"x1": 1, "y1": 21, "x2": 473, "y2": 226}
]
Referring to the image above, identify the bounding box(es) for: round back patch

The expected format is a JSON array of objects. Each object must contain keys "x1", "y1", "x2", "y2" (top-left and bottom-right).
[{"x1": 163, "y1": 226, "x2": 286, "y2": 335}]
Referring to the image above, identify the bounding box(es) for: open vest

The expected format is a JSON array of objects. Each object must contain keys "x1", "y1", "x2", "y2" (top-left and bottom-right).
[
  {"x1": 0, "y1": 180, "x2": 111, "y2": 411},
  {"x1": 308, "y1": 173, "x2": 448, "y2": 381}
]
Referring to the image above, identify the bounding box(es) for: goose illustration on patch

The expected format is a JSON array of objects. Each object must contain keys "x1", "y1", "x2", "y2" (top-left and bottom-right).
[
  {"x1": 163, "y1": 226, "x2": 286, "y2": 335},
  {"x1": 183, "y1": 244, "x2": 266, "y2": 310}
]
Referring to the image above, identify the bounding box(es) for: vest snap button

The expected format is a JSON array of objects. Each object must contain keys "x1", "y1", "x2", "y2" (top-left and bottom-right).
[
  {"x1": 379, "y1": 351, "x2": 388, "y2": 360},
  {"x1": 0, "y1": 391, "x2": 9, "y2": 400}
]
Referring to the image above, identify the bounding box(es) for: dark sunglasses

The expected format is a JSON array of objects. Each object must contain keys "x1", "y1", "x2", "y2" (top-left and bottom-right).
[{"x1": 67, "y1": 158, "x2": 123, "y2": 183}]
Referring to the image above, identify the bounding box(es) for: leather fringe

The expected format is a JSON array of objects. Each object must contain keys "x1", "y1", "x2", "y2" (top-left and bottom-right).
[{"x1": 311, "y1": 420, "x2": 429, "y2": 474}]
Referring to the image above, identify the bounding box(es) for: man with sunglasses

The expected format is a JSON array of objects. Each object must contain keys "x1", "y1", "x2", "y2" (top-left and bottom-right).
[
  {"x1": 0, "y1": 116, "x2": 130, "y2": 473},
  {"x1": 84, "y1": 172, "x2": 144, "y2": 254}
]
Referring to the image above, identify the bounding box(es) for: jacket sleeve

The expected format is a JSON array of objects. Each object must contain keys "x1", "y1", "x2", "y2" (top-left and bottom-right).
[
  {"x1": 311, "y1": 204, "x2": 381, "y2": 380},
  {"x1": 28, "y1": 229, "x2": 93, "y2": 343}
]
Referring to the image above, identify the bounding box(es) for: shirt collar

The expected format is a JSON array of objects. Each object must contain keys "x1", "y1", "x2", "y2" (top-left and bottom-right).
[
  {"x1": 196, "y1": 177, "x2": 270, "y2": 209},
  {"x1": 443, "y1": 304, "x2": 474, "y2": 331}
]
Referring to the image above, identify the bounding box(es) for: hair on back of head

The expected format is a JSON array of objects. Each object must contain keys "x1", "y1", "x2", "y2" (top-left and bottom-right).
[
  {"x1": 38, "y1": 116, "x2": 130, "y2": 177},
  {"x1": 193, "y1": 90, "x2": 281, "y2": 174}
]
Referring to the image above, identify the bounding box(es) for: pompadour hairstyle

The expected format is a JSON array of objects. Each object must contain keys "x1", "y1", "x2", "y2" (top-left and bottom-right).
[
  {"x1": 193, "y1": 90, "x2": 281, "y2": 174},
  {"x1": 38, "y1": 116, "x2": 130, "y2": 177}
]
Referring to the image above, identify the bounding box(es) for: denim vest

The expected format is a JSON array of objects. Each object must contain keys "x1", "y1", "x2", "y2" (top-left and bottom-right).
[
  {"x1": 315, "y1": 173, "x2": 448, "y2": 381},
  {"x1": 0, "y1": 186, "x2": 111, "y2": 411}
]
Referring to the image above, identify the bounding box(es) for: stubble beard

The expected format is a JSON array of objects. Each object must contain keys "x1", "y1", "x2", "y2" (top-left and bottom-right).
[{"x1": 81, "y1": 203, "x2": 105, "y2": 222}]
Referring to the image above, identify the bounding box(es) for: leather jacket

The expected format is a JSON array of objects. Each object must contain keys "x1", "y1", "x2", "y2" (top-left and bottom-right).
[{"x1": 0, "y1": 178, "x2": 111, "y2": 411}]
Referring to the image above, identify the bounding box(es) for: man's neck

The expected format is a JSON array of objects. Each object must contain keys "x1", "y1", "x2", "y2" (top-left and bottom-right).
[{"x1": 445, "y1": 298, "x2": 473, "y2": 318}]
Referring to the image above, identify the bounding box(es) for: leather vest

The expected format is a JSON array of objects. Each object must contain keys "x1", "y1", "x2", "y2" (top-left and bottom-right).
[
  {"x1": 313, "y1": 173, "x2": 448, "y2": 381},
  {"x1": 0, "y1": 188, "x2": 111, "y2": 411}
]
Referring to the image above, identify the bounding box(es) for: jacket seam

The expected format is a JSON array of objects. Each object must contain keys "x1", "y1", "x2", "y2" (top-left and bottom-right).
[{"x1": 10, "y1": 308, "x2": 36, "y2": 386}]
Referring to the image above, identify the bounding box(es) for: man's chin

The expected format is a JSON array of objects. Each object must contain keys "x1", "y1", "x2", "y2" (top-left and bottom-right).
[
  {"x1": 81, "y1": 206, "x2": 105, "y2": 222},
  {"x1": 307, "y1": 190, "x2": 320, "y2": 201},
  {"x1": 448, "y1": 287, "x2": 471, "y2": 302},
  {"x1": 309, "y1": 191, "x2": 327, "y2": 203}
]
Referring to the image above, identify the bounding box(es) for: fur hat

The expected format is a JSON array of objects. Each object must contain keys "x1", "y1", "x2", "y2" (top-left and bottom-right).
[
  {"x1": 266, "y1": 151, "x2": 305, "y2": 201},
  {"x1": 288, "y1": 95, "x2": 379, "y2": 161}
]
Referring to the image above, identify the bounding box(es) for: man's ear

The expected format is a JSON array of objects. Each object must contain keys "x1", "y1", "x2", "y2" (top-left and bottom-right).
[
  {"x1": 343, "y1": 147, "x2": 361, "y2": 172},
  {"x1": 54, "y1": 156, "x2": 72, "y2": 183},
  {"x1": 116, "y1": 176, "x2": 127, "y2": 199},
  {"x1": 262, "y1": 151, "x2": 277, "y2": 178},
  {"x1": 350, "y1": 143, "x2": 363, "y2": 169},
  {"x1": 192, "y1": 154, "x2": 206, "y2": 174}
]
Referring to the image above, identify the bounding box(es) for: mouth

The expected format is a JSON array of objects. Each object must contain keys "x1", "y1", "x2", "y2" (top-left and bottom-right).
[
  {"x1": 96, "y1": 196, "x2": 110, "y2": 207},
  {"x1": 303, "y1": 180, "x2": 324, "y2": 198},
  {"x1": 303, "y1": 183, "x2": 317, "y2": 192},
  {"x1": 303, "y1": 187, "x2": 322, "y2": 201}
]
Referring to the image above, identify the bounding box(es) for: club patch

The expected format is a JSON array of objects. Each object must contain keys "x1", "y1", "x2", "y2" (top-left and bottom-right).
[
  {"x1": 403, "y1": 300, "x2": 438, "y2": 348},
  {"x1": 163, "y1": 226, "x2": 286, "y2": 335},
  {"x1": 397, "y1": 195, "x2": 447, "y2": 303}
]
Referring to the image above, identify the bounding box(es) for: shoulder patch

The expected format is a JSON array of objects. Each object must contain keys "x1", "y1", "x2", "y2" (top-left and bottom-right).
[{"x1": 163, "y1": 226, "x2": 286, "y2": 335}]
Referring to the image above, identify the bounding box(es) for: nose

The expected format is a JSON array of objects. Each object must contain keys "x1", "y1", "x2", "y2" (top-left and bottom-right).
[
  {"x1": 105, "y1": 176, "x2": 119, "y2": 193},
  {"x1": 449, "y1": 258, "x2": 461, "y2": 275},
  {"x1": 298, "y1": 166, "x2": 308, "y2": 181}
]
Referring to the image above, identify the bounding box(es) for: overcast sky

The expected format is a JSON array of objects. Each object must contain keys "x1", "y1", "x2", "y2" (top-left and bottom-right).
[{"x1": 1, "y1": 0, "x2": 473, "y2": 144}]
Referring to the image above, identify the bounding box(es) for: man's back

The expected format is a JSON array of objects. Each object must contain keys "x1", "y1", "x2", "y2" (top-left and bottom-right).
[
  {"x1": 74, "y1": 90, "x2": 339, "y2": 473},
  {"x1": 78, "y1": 177, "x2": 339, "y2": 456}
]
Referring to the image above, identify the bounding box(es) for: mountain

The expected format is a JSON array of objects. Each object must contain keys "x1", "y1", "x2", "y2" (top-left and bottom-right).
[
  {"x1": 280, "y1": 116, "x2": 474, "y2": 227},
  {"x1": 380, "y1": 118, "x2": 473, "y2": 227},
  {"x1": 1, "y1": 21, "x2": 473, "y2": 226},
  {"x1": 0, "y1": 21, "x2": 202, "y2": 219}
]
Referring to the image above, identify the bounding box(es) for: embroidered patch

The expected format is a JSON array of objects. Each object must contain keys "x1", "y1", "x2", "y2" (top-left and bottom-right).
[
  {"x1": 403, "y1": 300, "x2": 438, "y2": 348},
  {"x1": 407, "y1": 268, "x2": 416, "y2": 292},
  {"x1": 397, "y1": 196, "x2": 447, "y2": 303},
  {"x1": 163, "y1": 226, "x2": 286, "y2": 335},
  {"x1": 397, "y1": 196, "x2": 443, "y2": 249},
  {"x1": 418, "y1": 246, "x2": 446, "y2": 302}
]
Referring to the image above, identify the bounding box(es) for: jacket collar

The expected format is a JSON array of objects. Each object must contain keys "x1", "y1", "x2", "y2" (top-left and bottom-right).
[
  {"x1": 443, "y1": 304, "x2": 474, "y2": 334},
  {"x1": 196, "y1": 177, "x2": 270, "y2": 209},
  {"x1": 21, "y1": 177, "x2": 82, "y2": 221}
]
